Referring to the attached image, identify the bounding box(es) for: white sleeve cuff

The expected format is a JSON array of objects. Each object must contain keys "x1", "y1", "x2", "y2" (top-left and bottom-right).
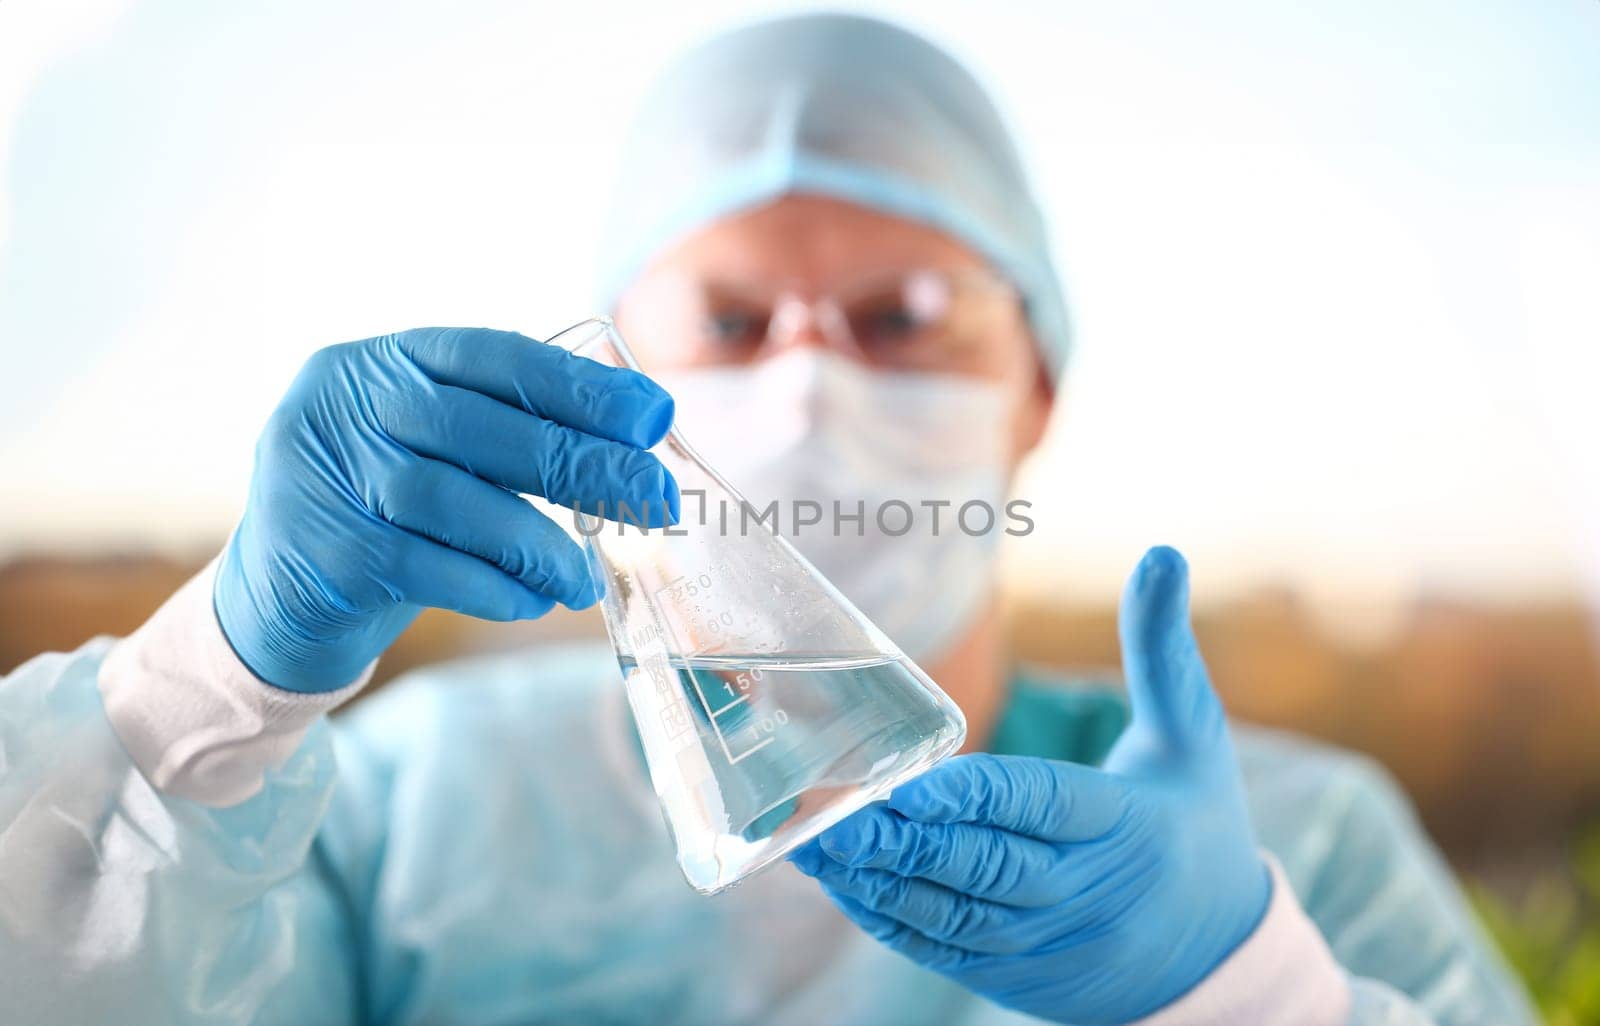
[
  {"x1": 97, "y1": 558, "x2": 372, "y2": 808},
  {"x1": 1132, "y1": 855, "x2": 1353, "y2": 1026}
]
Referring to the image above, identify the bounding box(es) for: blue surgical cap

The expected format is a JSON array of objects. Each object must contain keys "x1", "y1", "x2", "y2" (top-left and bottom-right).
[{"x1": 596, "y1": 13, "x2": 1070, "y2": 376}]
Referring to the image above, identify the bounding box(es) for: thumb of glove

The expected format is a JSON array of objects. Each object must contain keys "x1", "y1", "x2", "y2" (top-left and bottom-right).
[{"x1": 1117, "y1": 546, "x2": 1226, "y2": 761}]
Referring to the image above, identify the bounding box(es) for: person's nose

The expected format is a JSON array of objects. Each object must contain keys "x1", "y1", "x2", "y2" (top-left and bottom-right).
[{"x1": 766, "y1": 295, "x2": 833, "y2": 354}]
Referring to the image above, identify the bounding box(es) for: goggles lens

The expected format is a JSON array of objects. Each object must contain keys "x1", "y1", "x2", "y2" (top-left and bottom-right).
[{"x1": 619, "y1": 268, "x2": 1020, "y2": 376}]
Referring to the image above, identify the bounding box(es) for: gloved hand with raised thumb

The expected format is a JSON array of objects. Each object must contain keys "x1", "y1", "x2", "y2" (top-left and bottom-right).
[{"x1": 790, "y1": 546, "x2": 1271, "y2": 1025}]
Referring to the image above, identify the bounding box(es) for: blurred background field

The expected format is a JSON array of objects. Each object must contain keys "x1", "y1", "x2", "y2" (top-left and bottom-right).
[
  {"x1": 9, "y1": 550, "x2": 1600, "y2": 865},
  {"x1": 7, "y1": 552, "x2": 1600, "y2": 918}
]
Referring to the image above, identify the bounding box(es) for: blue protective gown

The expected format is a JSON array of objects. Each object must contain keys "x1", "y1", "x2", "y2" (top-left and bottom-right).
[{"x1": 0, "y1": 639, "x2": 1537, "y2": 1025}]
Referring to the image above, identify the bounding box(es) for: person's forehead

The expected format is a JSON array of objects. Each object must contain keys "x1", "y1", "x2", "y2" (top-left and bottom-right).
[{"x1": 646, "y1": 194, "x2": 990, "y2": 289}]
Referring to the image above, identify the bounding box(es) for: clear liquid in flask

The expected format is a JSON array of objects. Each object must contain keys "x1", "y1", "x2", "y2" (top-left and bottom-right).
[{"x1": 620, "y1": 651, "x2": 965, "y2": 894}]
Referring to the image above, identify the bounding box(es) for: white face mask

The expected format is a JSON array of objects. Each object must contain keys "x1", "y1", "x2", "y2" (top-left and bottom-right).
[{"x1": 655, "y1": 349, "x2": 1011, "y2": 663}]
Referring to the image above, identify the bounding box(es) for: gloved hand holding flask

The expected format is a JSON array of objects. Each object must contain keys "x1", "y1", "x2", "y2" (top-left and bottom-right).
[{"x1": 214, "y1": 326, "x2": 679, "y2": 693}]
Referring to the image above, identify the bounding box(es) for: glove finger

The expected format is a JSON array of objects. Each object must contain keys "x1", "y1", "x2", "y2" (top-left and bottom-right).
[
  {"x1": 381, "y1": 528, "x2": 557, "y2": 622},
  {"x1": 1118, "y1": 545, "x2": 1225, "y2": 756},
  {"x1": 793, "y1": 847, "x2": 1035, "y2": 956},
  {"x1": 371, "y1": 457, "x2": 597, "y2": 609},
  {"x1": 886, "y1": 753, "x2": 1127, "y2": 844},
  {"x1": 378, "y1": 380, "x2": 679, "y2": 526},
  {"x1": 824, "y1": 804, "x2": 1183, "y2": 941},
  {"x1": 815, "y1": 806, "x2": 1067, "y2": 907},
  {"x1": 825, "y1": 891, "x2": 978, "y2": 976},
  {"x1": 389, "y1": 327, "x2": 675, "y2": 449}
]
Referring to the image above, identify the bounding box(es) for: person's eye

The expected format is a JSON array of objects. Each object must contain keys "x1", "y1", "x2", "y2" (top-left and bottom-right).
[
  {"x1": 851, "y1": 301, "x2": 924, "y2": 346},
  {"x1": 703, "y1": 310, "x2": 765, "y2": 347}
]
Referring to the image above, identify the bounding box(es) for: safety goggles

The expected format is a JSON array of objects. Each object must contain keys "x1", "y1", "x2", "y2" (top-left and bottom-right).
[{"x1": 614, "y1": 267, "x2": 1024, "y2": 377}]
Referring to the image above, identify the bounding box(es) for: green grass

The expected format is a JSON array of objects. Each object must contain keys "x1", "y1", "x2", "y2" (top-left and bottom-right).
[{"x1": 1471, "y1": 826, "x2": 1600, "y2": 1026}]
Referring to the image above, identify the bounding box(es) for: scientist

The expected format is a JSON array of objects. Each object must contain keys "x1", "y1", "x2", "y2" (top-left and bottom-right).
[{"x1": 0, "y1": 14, "x2": 1535, "y2": 1026}]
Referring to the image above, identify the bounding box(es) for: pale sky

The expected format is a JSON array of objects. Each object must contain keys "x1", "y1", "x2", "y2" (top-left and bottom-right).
[{"x1": 2, "y1": 0, "x2": 1598, "y2": 620}]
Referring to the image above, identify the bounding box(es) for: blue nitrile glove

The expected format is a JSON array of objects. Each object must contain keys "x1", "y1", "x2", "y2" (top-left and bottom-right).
[
  {"x1": 791, "y1": 546, "x2": 1271, "y2": 1025},
  {"x1": 215, "y1": 327, "x2": 678, "y2": 693}
]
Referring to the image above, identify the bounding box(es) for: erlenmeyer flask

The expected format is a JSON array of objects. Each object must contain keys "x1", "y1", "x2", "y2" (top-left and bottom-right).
[{"x1": 548, "y1": 318, "x2": 967, "y2": 894}]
